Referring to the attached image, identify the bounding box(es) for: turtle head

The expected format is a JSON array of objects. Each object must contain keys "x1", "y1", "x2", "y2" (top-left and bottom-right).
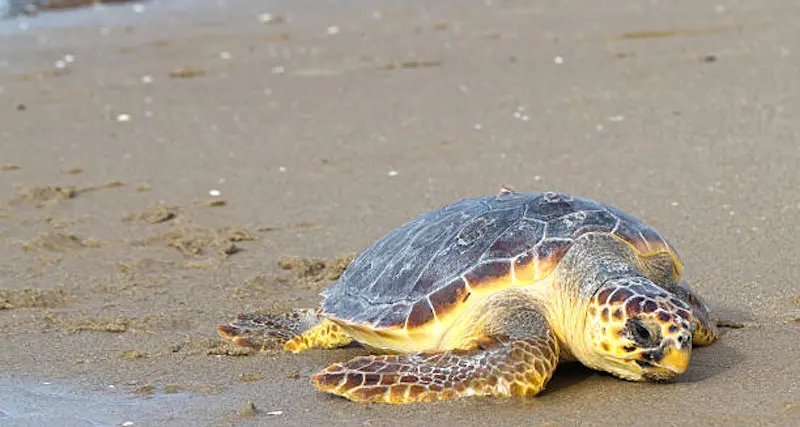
[{"x1": 582, "y1": 277, "x2": 694, "y2": 381}]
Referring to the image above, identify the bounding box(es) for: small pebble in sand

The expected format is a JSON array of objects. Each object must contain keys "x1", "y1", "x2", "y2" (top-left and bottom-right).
[
  {"x1": 608, "y1": 115, "x2": 625, "y2": 122},
  {"x1": 534, "y1": 175, "x2": 541, "y2": 181},
  {"x1": 671, "y1": 201, "x2": 679, "y2": 206},
  {"x1": 513, "y1": 108, "x2": 529, "y2": 121},
  {"x1": 209, "y1": 189, "x2": 221, "y2": 197},
  {"x1": 170, "y1": 67, "x2": 205, "y2": 79},
  {"x1": 120, "y1": 349, "x2": 144, "y2": 360},
  {"x1": 596, "y1": 124, "x2": 604, "y2": 131},
  {"x1": 132, "y1": 3, "x2": 145, "y2": 14},
  {"x1": 388, "y1": 170, "x2": 399, "y2": 177},
  {"x1": 116, "y1": 114, "x2": 131, "y2": 122},
  {"x1": 64, "y1": 54, "x2": 75, "y2": 63},
  {"x1": 272, "y1": 65, "x2": 285, "y2": 74},
  {"x1": 554, "y1": 56, "x2": 564, "y2": 64},
  {"x1": 141, "y1": 75, "x2": 153, "y2": 84},
  {"x1": 473, "y1": 123, "x2": 483, "y2": 130},
  {"x1": 236, "y1": 401, "x2": 259, "y2": 418},
  {"x1": 122, "y1": 422, "x2": 134, "y2": 427},
  {"x1": 55, "y1": 60, "x2": 66, "y2": 69},
  {"x1": 327, "y1": 26, "x2": 341, "y2": 35},
  {"x1": 267, "y1": 411, "x2": 283, "y2": 416},
  {"x1": 279, "y1": 166, "x2": 287, "y2": 172},
  {"x1": 238, "y1": 373, "x2": 265, "y2": 382},
  {"x1": 258, "y1": 13, "x2": 284, "y2": 24},
  {"x1": 219, "y1": 51, "x2": 232, "y2": 60}
]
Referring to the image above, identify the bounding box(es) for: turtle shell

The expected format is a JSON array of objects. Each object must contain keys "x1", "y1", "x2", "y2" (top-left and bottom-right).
[{"x1": 320, "y1": 191, "x2": 682, "y2": 333}]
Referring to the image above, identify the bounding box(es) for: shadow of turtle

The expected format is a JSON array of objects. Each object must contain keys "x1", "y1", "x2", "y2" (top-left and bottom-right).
[
  {"x1": 678, "y1": 338, "x2": 743, "y2": 383},
  {"x1": 542, "y1": 326, "x2": 745, "y2": 391},
  {"x1": 536, "y1": 361, "x2": 597, "y2": 396},
  {"x1": 674, "y1": 304, "x2": 751, "y2": 382}
]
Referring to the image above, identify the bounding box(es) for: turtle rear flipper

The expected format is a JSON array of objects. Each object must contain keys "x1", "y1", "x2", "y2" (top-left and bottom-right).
[
  {"x1": 217, "y1": 309, "x2": 353, "y2": 353},
  {"x1": 312, "y1": 333, "x2": 559, "y2": 403}
]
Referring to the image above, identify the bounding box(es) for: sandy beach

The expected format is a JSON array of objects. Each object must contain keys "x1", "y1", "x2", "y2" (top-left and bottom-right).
[{"x1": 1, "y1": 0, "x2": 798, "y2": 426}]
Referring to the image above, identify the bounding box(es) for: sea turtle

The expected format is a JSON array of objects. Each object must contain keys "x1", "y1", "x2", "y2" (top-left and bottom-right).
[{"x1": 218, "y1": 190, "x2": 718, "y2": 404}]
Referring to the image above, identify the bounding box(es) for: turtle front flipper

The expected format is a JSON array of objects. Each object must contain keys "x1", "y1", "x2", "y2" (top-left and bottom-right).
[
  {"x1": 217, "y1": 310, "x2": 353, "y2": 353},
  {"x1": 311, "y1": 289, "x2": 562, "y2": 403},
  {"x1": 312, "y1": 333, "x2": 559, "y2": 403},
  {"x1": 661, "y1": 281, "x2": 719, "y2": 346}
]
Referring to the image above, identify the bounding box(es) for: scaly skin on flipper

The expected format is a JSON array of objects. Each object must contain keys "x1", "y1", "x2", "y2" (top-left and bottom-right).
[
  {"x1": 217, "y1": 310, "x2": 353, "y2": 352},
  {"x1": 671, "y1": 281, "x2": 719, "y2": 346},
  {"x1": 314, "y1": 291, "x2": 560, "y2": 403},
  {"x1": 312, "y1": 333, "x2": 559, "y2": 403}
]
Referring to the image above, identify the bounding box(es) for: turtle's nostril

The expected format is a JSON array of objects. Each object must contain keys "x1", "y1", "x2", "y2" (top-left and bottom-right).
[{"x1": 677, "y1": 334, "x2": 690, "y2": 348}]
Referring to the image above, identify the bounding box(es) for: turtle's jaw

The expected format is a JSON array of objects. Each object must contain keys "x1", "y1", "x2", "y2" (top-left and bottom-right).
[
  {"x1": 598, "y1": 349, "x2": 689, "y2": 382},
  {"x1": 655, "y1": 345, "x2": 691, "y2": 374},
  {"x1": 638, "y1": 365, "x2": 681, "y2": 382},
  {"x1": 629, "y1": 345, "x2": 691, "y2": 382}
]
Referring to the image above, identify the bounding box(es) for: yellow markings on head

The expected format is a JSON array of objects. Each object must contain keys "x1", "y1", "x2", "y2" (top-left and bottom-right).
[
  {"x1": 592, "y1": 312, "x2": 633, "y2": 359},
  {"x1": 590, "y1": 292, "x2": 693, "y2": 372}
]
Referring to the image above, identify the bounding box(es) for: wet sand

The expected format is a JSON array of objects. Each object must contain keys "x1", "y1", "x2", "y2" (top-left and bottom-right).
[{"x1": 1, "y1": 0, "x2": 798, "y2": 426}]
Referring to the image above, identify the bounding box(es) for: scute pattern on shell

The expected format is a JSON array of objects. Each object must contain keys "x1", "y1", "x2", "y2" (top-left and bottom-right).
[{"x1": 321, "y1": 191, "x2": 677, "y2": 328}]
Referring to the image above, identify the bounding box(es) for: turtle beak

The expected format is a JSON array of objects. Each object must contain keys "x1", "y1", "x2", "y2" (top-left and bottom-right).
[{"x1": 654, "y1": 346, "x2": 691, "y2": 375}]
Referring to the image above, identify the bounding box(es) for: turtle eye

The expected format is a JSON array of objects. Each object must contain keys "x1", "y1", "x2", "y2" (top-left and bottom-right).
[{"x1": 627, "y1": 318, "x2": 654, "y2": 347}]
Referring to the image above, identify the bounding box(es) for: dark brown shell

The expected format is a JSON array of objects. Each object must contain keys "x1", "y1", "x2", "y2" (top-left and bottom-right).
[{"x1": 321, "y1": 191, "x2": 681, "y2": 329}]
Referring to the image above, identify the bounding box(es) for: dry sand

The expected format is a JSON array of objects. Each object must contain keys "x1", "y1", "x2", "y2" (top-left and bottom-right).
[{"x1": 0, "y1": 0, "x2": 798, "y2": 426}]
